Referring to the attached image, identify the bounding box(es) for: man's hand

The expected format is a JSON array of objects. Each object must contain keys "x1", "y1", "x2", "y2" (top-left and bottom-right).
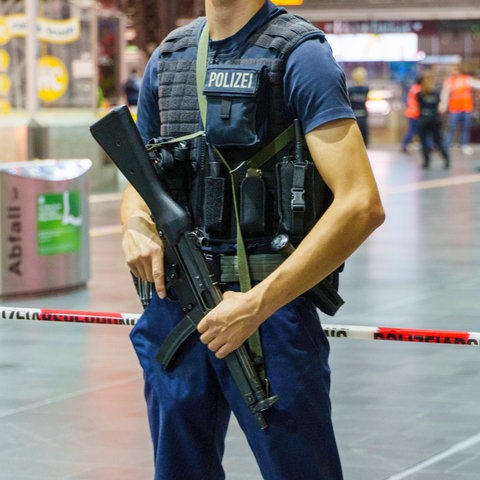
[
  {"x1": 197, "y1": 291, "x2": 265, "y2": 358},
  {"x1": 121, "y1": 210, "x2": 167, "y2": 298}
]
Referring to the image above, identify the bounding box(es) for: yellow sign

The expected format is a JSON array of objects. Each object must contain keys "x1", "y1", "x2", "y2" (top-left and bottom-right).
[
  {"x1": 37, "y1": 56, "x2": 68, "y2": 102},
  {"x1": 0, "y1": 98, "x2": 10, "y2": 114},
  {"x1": 272, "y1": 0, "x2": 304, "y2": 4},
  {"x1": 0, "y1": 73, "x2": 10, "y2": 95},
  {"x1": 0, "y1": 49, "x2": 9, "y2": 71},
  {"x1": 37, "y1": 17, "x2": 81, "y2": 44},
  {"x1": 0, "y1": 15, "x2": 80, "y2": 45},
  {"x1": 0, "y1": 16, "x2": 11, "y2": 46}
]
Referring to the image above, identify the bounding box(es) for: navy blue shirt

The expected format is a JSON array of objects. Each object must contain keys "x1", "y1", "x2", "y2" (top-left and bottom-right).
[
  {"x1": 348, "y1": 85, "x2": 369, "y2": 119},
  {"x1": 417, "y1": 89, "x2": 442, "y2": 121},
  {"x1": 136, "y1": 1, "x2": 354, "y2": 144}
]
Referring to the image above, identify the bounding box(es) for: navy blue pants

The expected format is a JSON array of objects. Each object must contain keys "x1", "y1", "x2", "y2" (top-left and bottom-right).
[{"x1": 130, "y1": 290, "x2": 343, "y2": 479}]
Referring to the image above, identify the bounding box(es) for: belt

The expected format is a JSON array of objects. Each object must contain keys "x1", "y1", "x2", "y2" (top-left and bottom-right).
[
  {"x1": 219, "y1": 253, "x2": 344, "y2": 315},
  {"x1": 218, "y1": 253, "x2": 283, "y2": 282}
]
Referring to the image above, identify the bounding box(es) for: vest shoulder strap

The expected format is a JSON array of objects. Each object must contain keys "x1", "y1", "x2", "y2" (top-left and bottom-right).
[
  {"x1": 248, "y1": 13, "x2": 326, "y2": 59},
  {"x1": 158, "y1": 17, "x2": 206, "y2": 56}
]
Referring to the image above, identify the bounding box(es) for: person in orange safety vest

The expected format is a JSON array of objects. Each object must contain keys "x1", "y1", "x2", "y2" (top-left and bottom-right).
[
  {"x1": 401, "y1": 74, "x2": 423, "y2": 153},
  {"x1": 440, "y1": 64, "x2": 480, "y2": 154}
]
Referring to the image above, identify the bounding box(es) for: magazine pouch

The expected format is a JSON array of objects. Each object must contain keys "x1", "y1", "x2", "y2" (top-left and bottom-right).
[
  {"x1": 240, "y1": 168, "x2": 266, "y2": 236},
  {"x1": 203, "y1": 160, "x2": 229, "y2": 235}
]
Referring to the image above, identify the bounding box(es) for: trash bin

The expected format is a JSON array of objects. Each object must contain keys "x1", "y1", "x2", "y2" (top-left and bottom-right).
[{"x1": 0, "y1": 159, "x2": 92, "y2": 297}]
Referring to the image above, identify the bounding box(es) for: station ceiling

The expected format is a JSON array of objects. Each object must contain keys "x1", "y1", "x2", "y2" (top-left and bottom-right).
[
  {"x1": 287, "y1": 0, "x2": 480, "y2": 21},
  {"x1": 296, "y1": 0, "x2": 476, "y2": 5}
]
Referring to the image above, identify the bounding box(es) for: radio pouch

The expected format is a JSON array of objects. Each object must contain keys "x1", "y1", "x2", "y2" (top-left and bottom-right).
[{"x1": 275, "y1": 155, "x2": 331, "y2": 238}]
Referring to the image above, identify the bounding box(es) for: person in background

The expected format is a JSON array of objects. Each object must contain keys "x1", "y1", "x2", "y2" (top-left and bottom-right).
[
  {"x1": 120, "y1": 1, "x2": 385, "y2": 478},
  {"x1": 417, "y1": 71, "x2": 450, "y2": 170},
  {"x1": 401, "y1": 74, "x2": 423, "y2": 153},
  {"x1": 123, "y1": 68, "x2": 142, "y2": 107},
  {"x1": 440, "y1": 63, "x2": 480, "y2": 154},
  {"x1": 348, "y1": 66, "x2": 370, "y2": 146}
]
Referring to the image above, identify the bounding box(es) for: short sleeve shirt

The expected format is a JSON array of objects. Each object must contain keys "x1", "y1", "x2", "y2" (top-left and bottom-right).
[{"x1": 136, "y1": 1, "x2": 354, "y2": 144}]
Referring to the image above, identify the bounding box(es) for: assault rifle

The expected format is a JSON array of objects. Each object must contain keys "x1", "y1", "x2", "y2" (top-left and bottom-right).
[{"x1": 90, "y1": 105, "x2": 278, "y2": 429}]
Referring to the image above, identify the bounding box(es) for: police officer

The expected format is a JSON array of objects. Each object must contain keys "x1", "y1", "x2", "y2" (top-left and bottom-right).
[{"x1": 120, "y1": 1, "x2": 385, "y2": 479}]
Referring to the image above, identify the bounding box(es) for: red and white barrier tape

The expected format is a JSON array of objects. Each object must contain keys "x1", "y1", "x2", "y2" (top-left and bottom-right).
[
  {"x1": 322, "y1": 324, "x2": 480, "y2": 345},
  {"x1": 1, "y1": 306, "x2": 139, "y2": 326},
  {"x1": 2, "y1": 306, "x2": 480, "y2": 346}
]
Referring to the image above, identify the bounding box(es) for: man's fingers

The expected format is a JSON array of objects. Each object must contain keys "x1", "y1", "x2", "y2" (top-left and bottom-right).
[
  {"x1": 214, "y1": 344, "x2": 231, "y2": 359},
  {"x1": 200, "y1": 332, "x2": 228, "y2": 357},
  {"x1": 152, "y1": 255, "x2": 166, "y2": 298},
  {"x1": 126, "y1": 257, "x2": 151, "y2": 283}
]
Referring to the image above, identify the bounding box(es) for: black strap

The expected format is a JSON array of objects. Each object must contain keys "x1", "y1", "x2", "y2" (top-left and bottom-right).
[{"x1": 291, "y1": 162, "x2": 307, "y2": 236}]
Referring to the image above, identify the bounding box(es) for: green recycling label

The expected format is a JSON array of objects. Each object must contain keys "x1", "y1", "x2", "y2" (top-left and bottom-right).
[{"x1": 37, "y1": 191, "x2": 83, "y2": 255}]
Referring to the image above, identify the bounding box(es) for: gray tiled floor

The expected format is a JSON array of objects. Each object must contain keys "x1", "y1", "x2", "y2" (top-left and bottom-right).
[{"x1": 2, "y1": 144, "x2": 480, "y2": 479}]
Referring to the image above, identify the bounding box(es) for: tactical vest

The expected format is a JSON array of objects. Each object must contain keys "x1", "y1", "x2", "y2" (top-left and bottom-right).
[{"x1": 155, "y1": 13, "x2": 331, "y2": 247}]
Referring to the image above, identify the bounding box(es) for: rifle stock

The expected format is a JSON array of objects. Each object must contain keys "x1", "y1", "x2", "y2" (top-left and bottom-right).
[
  {"x1": 90, "y1": 105, "x2": 190, "y2": 244},
  {"x1": 90, "y1": 105, "x2": 278, "y2": 429}
]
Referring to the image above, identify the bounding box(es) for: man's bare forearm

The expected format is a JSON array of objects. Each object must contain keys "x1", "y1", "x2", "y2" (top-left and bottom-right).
[
  {"x1": 247, "y1": 189, "x2": 384, "y2": 322},
  {"x1": 120, "y1": 184, "x2": 151, "y2": 225},
  {"x1": 242, "y1": 119, "x2": 385, "y2": 321},
  {"x1": 120, "y1": 187, "x2": 156, "y2": 236}
]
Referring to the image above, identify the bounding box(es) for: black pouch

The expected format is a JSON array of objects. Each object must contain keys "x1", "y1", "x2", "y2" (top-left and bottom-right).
[
  {"x1": 203, "y1": 64, "x2": 268, "y2": 147},
  {"x1": 240, "y1": 169, "x2": 266, "y2": 236},
  {"x1": 275, "y1": 156, "x2": 331, "y2": 237},
  {"x1": 148, "y1": 136, "x2": 193, "y2": 211},
  {"x1": 203, "y1": 161, "x2": 229, "y2": 234}
]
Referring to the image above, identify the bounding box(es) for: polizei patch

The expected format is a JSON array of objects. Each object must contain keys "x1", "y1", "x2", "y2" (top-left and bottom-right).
[{"x1": 203, "y1": 65, "x2": 262, "y2": 96}]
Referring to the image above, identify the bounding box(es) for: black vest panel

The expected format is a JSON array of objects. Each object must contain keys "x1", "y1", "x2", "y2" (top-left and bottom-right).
[{"x1": 155, "y1": 14, "x2": 328, "y2": 246}]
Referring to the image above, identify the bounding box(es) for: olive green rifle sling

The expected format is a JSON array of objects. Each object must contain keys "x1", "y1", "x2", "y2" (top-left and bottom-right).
[{"x1": 196, "y1": 24, "x2": 295, "y2": 383}]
